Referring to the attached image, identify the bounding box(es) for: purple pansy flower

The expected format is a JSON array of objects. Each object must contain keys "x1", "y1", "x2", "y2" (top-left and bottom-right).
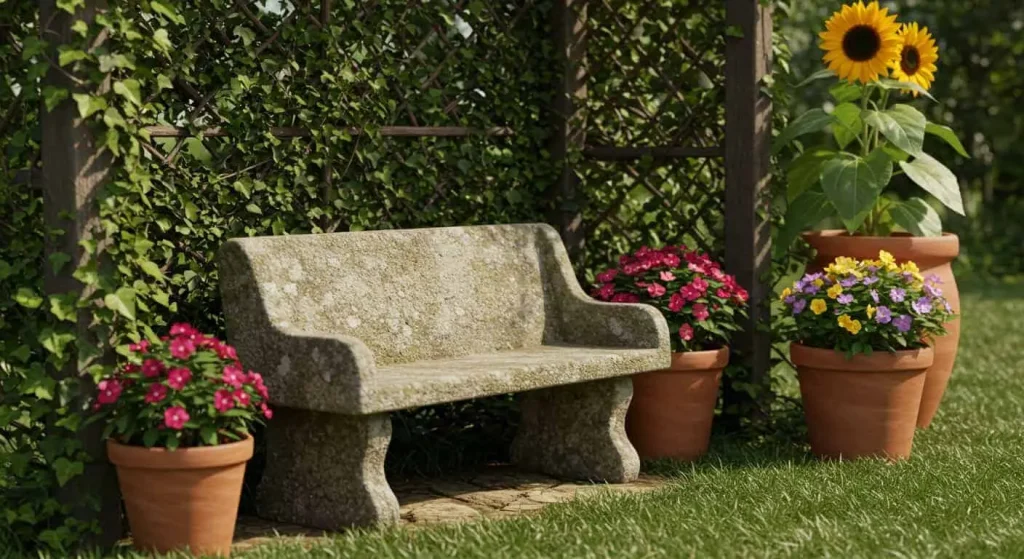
[
  {"x1": 870, "y1": 289, "x2": 880, "y2": 304},
  {"x1": 944, "y1": 300, "x2": 953, "y2": 313},
  {"x1": 866, "y1": 265, "x2": 879, "y2": 273},
  {"x1": 924, "y1": 283, "x2": 942, "y2": 298},
  {"x1": 840, "y1": 276, "x2": 859, "y2": 288},
  {"x1": 876, "y1": 306, "x2": 892, "y2": 324},
  {"x1": 837, "y1": 293, "x2": 855, "y2": 305},
  {"x1": 894, "y1": 314, "x2": 913, "y2": 333},
  {"x1": 792, "y1": 299, "x2": 807, "y2": 315},
  {"x1": 890, "y1": 288, "x2": 906, "y2": 303},
  {"x1": 784, "y1": 295, "x2": 797, "y2": 305},
  {"x1": 862, "y1": 275, "x2": 879, "y2": 286},
  {"x1": 902, "y1": 272, "x2": 915, "y2": 283},
  {"x1": 925, "y1": 274, "x2": 942, "y2": 285},
  {"x1": 912, "y1": 297, "x2": 933, "y2": 314}
]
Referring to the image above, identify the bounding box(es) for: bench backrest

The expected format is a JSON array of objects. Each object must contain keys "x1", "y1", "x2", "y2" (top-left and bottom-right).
[{"x1": 219, "y1": 224, "x2": 569, "y2": 366}]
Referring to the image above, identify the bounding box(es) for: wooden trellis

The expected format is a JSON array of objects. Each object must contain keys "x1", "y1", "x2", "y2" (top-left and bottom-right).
[{"x1": 35, "y1": 0, "x2": 771, "y2": 543}]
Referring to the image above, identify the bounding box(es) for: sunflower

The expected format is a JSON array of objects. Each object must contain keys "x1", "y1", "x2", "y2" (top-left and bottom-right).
[
  {"x1": 819, "y1": 2, "x2": 903, "y2": 84},
  {"x1": 889, "y1": 22, "x2": 939, "y2": 94}
]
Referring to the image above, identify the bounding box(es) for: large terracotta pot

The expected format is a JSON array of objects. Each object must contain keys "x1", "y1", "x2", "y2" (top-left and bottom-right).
[
  {"x1": 626, "y1": 347, "x2": 727, "y2": 461},
  {"x1": 792, "y1": 343, "x2": 932, "y2": 460},
  {"x1": 802, "y1": 231, "x2": 960, "y2": 428},
  {"x1": 108, "y1": 436, "x2": 254, "y2": 556}
]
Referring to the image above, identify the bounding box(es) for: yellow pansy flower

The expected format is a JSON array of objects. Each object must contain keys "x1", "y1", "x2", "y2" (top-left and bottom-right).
[
  {"x1": 780, "y1": 287, "x2": 792, "y2": 301},
  {"x1": 866, "y1": 305, "x2": 876, "y2": 319},
  {"x1": 879, "y1": 250, "x2": 896, "y2": 266},
  {"x1": 810, "y1": 299, "x2": 828, "y2": 315},
  {"x1": 847, "y1": 318, "x2": 863, "y2": 335},
  {"x1": 827, "y1": 284, "x2": 843, "y2": 299},
  {"x1": 813, "y1": 278, "x2": 824, "y2": 288},
  {"x1": 901, "y1": 261, "x2": 920, "y2": 274}
]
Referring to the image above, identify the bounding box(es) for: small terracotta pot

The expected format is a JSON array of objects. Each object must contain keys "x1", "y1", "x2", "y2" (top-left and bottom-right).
[
  {"x1": 792, "y1": 343, "x2": 932, "y2": 461},
  {"x1": 803, "y1": 231, "x2": 960, "y2": 428},
  {"x1": 626, "y1": 347, "x2": 728, "y2": 461},
  {"x1": 108, "y1": 436, "x2": 254, "y2": 556}
]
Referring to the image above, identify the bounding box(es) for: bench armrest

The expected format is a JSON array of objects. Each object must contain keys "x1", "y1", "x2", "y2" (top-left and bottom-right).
[{"x1": 240, "y1": 328, "x2": 377, "y2": 414}]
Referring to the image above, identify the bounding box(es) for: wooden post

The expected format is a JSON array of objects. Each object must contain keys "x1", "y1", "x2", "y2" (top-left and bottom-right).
[
  {"x1": 39, "y1": 0, "x2": 122, "y2": 547},
  {"x1": 724, "y1": 0, "x2": 772, "y2": 421},
  {"x1": 549, "y1": 0, "x2": 587, "y2": 259}
]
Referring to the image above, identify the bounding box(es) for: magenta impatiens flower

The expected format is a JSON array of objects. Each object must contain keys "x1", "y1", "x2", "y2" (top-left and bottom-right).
[
  {"x1": 611, "y1": 293, "x2": 640, "y2": 303},
  {"x1": 647, "y1": 282, "x2": 666, "y2": 297},
  {"x1": 163, "y1": 406, "x2": 189, "y2": 430},
  {"x1": 141, "y1": 358, "x2": 165, "y2": 378},
  {"x1": 169, "y1": 336, "x2": 196, "y2": 360},
  {"x1": 596, "y1": 269, "x2": 618, "y2": 283},
  {"x1": 261, "y1": 403, "x2": 274, "y2": 420},
  {"x1": 678, "y1": 323, "x2": 694, "y2": 341},
  {"x1": 692, "y1": 303, "x2": 710, "y2": 322},
  {"x1": 96, "y1": 379, "x2": 123, "y2": 405},
  {"x1": 659, "y1": 271, "x2": 675, "y2": 282},
  {"x1": 167, "y1": 367, "x2": 192, "y2": 390},
  {"x1": 222, "y1": 365, "x2": 246, "y2": 388},
  {"x1": 144, "y1": 383, "x2": 168, "y2": 404},
  {"x1": 214, "y1": 389, "x2": 234, "y2": 412},
  {"x1": 233, "y1": 389, "x2": 251, "y2": 407},
  {"x1": 668, "y1": 293, "x2": 685, "y2": 312}
]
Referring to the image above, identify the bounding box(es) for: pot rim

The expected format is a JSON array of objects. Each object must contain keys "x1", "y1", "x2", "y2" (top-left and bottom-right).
[
  {"x1": 107, "y1": 435, "x2": 254, "y2": 470},
  {"x1": 790, "y1": 342, "x2": 933, "y2": 372},
  {"x1": 801, "y1": 230, "x2": 959, "y2": 262},
  {"x1": 665, "y1": 346, "x2": 729, "y2": 371}
]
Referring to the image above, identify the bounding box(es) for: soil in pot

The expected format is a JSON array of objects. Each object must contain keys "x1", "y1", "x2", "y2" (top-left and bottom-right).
[
  {"x1": 803, "y1": 231, "x2": 960, "y2": 429},
  {"x1": 107, "y1": 436, "x2": 254, "y2": 556},
  {"x1": 791, "y1": 343, "x2": 933, "y2": 461},
  {"x1": 626, "y1": 347, "x2": 728, "y2": 461}
]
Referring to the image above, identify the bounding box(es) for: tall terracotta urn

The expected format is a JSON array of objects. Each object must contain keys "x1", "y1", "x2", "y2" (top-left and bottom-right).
[{"x1": 802, "y1": 231, "x2": 960, "y2": 428}]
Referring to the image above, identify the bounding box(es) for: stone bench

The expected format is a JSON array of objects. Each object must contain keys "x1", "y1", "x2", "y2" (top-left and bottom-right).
[{"x1": 219, "y1": 224, "x2": 670, "y2": 529}]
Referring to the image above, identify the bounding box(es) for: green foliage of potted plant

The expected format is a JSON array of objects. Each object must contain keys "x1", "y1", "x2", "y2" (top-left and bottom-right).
[
  {"x1": 780, "y1": 252, "x2": 954, "y2": 460},
  {"x1": 776, "y1": 1, "x2": 968, "y2": 427},
  {"x1": 92, "y1": 323, "x2": 272, "y2": 556},
  {"x1": 592, "y1": 246, "x2": 748, "y2": 461}
]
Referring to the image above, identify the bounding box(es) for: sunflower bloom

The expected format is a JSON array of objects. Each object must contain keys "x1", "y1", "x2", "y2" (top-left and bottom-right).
[
  {"x1": 819, "y1": 2, "x2": 902, "y2": 84},
  {"x1": 889, "y1": 23, "x2": 939, "y2": 95}
]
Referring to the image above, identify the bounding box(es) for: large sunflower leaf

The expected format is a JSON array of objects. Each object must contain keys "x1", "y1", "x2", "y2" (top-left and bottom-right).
[
  {"x1": 773, "y1": 109, "x2": 834, "y2": 155},
  {"x1": 786, "y1": 147, "x2": 835, "y2": 201},
  {"x1": 925, "y1": 123, "x2": 970, "y2": 158},
  {"x1": 829, "y1": 82, "x2": 862, "y2": 104},
  {"x1": 863, "y1": 104, "x2": 926, "y2": 156},
  {"x1": 820, "y1": 154, "x2": 885, "y2": 232},
  {"x1": 899, "y1": 152, "x2": 966, "y2": 216},
  {"x1": 796, "y1": 69, "x2": 837, "y2": 88},
  {"x1": 890, "y1": 197, "x2": 943, "y2": 237},
  {"x1": 774, "y1": 189, "x2": 836, "y2": 257},
  {"x1": 871, "y1": 78, "x2": 937, "y2": 102},
  {"x1": 831, "y1": 102, "x2": 863, "y2": 149}
]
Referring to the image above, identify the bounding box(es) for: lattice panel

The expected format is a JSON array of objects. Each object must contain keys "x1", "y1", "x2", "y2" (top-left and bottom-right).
[{"x1": 578, "y1": 0, "x2": 728, "y2": 276}]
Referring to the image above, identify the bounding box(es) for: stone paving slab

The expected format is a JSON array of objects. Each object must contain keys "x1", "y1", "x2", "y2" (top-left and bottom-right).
[{"x1": 233, "y1": 465, "x2": 668, "y2": 550}]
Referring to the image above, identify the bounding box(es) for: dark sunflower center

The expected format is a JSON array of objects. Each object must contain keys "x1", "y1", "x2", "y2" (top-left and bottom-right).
[
  {"x1": 842, "y1": 25, "x2": 882, "y2": 62},
  {"x1": 900, "y1": 46, "x2": 921, "y2": 75}
]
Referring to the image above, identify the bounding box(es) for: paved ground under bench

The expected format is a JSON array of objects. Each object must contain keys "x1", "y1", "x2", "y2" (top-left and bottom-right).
[{"x1": 233, "y1": 465, "x2": 668, "y2": 550}]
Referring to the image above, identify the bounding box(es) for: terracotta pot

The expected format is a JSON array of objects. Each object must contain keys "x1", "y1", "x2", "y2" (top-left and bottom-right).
[
  {"x1": 107, "y1": 436, "x2": 254, "y2": 556},
  {"x1": 626, "y1": 347, "x2": 727, "y2": 461},
  {"x1": 802, "y1": 230, "x2": 960, "y2": 428},
  {"x1": 792, "y1": 343, "x2": 932, "y2": 461}
]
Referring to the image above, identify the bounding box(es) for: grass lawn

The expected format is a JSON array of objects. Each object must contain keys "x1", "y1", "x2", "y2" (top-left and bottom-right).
[{"x1": 92, "y1": 283, "x2": 1024, "y2": 558}]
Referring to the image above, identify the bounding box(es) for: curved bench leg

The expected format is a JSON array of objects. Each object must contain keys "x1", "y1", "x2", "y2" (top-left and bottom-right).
[
  {"x1": 257, "y1": 408, "x2": 399, "y2": 529},
  {"x1": 511, "y1": 377, "x2": 640, "y2": 483}
]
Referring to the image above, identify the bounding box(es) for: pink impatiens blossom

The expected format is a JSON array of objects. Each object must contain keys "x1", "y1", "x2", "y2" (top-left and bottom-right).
[
  {"x1": 647, "y1": 282, "x2": 666, "y2": 297},
  {"x1": 261, "y1": 403, "x2": 274, "y2": 420},
  {"x1": 680, "y1": 284, "x2": 702, "y2": 302},
  {"x1": 222, "y1": 365, "x2": 246, "y2": 388},
  {"x1": 662, "y1": 253, "x2": 681, "y2": 268},
  {"x1": 96, "y1": 379, "x2": 123, "y2": 405},
  {"x1": 594, "y1": 283, "x2": 616, "y2": 301},
  {"x1": 169, "y1": 336, "x2": 196, "y2": 360},
  {"x1": 611, "y1": 293, "x2": 640, "y2": 303},
  {"x1": 659, "y1": 271, "x2": 676, "y2": 282},
  {"x1": 129, "y1": 340, "x2": 150, "y2": 353},
  {"x1": 693, "y1": 303, "x2": 710, "y2": 322},
  {"x1": 596, "y1": 269, "x2": 618, "y2": 283},
  {"x1": 716, "y1": 287, "x2": 731, "y2": 299},
  {"x1": 214, "y1": 342, "x2": 238, "y2": 361},
  {"x1": 144, "y1": 383, "x2": 168, "y2": 404},
  {"x1": 214, "y1": 389, "x2": 234, "y2": 413},
  {"x1": 691, "y1": 276, "x2": 709, "y2": 292},
  {"x1": 248, "y1": 371, "x2": 270, "y2": 399},
  {"x1": 122, "y1": 363, "x2": 140, "y2": 374},
  {"x1": 141, "y1": 358, "x2": 166, "y2": 378},
  {"x1": 164, "y1": 406, "x2": 189, "y2": 430},
  {"x1": 668, "y1": 293, "x2": 685, "y2": 312},
  {"x1": 678, "y1": 324, "x2": 694, "y2": 341},
  {"x1": 167, "y1": 367, "x2": 192, "y2": 390},
  {"x1": 169, "y1": 322, "x2": 196, "y2": 338},
  {"x1": 233, "y1": 389, "x2": 251, "y2": 407}
]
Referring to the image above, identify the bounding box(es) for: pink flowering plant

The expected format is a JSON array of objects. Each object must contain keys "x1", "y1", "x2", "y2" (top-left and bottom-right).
[
  {"x1": 92, "y1": 323, "x2": 271, "y2": 450},
  {"x1": 591, "y1": 246, "x2": 749, "y2": 352},
  {"x1": 780, "y1": 251, "x2": 955, "y2": 355}
]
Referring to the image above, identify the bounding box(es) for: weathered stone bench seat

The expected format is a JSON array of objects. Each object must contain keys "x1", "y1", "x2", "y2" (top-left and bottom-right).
[{"x1": 219, "y1": 224, "x2": 670, "y2": 531}]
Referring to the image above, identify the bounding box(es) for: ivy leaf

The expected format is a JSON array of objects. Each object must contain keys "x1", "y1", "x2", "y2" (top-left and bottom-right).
[
  {"x1": 113, "y1": 79, "x2": 143, "y2": 106},
  {"x1": 899, "y1": 152, "x2": 966, "y2": 216},
  {"x1": 138, "y1": 259, "x2": 165, "y2": 281},
  {"x1": 773, "y1": 109, "x2": 834, "y2": 155},
  {"x1": 820, "y1": 154, "x2": 884, "y2": 232},
  {"x1": 53, "y1": 458, "x2": 84, "y2": 487},
  {"x1": 15, "y1": 287, "x2": 44, "y2": 308},
  {"x1": 925, "y1": 123, "x2": 969, "y2": 158},
  {"x1": 233, "y1": 25, "x2": 256, "y2": 46},
  {"x1": 104, "y1": 287, "x2": 137, "y2": 321},
  {"x1": 863, "y1": 104, "x2": 926, "y2": 156},
  {"x1": 153, "y1": 28, "x2": 173, "y2": 53},
  {"x1": 150, "y1": 0, "x2": 185, "y2": 24},
  {"x1": 42, "y1": 86, "x2": 69, "y2": 111},
  {"x1": 890, "y1": 197, "x2": 943, "y2": 237},
  {"x1": 72, "y1": 93, "x2": 107, "y2": 118}
]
